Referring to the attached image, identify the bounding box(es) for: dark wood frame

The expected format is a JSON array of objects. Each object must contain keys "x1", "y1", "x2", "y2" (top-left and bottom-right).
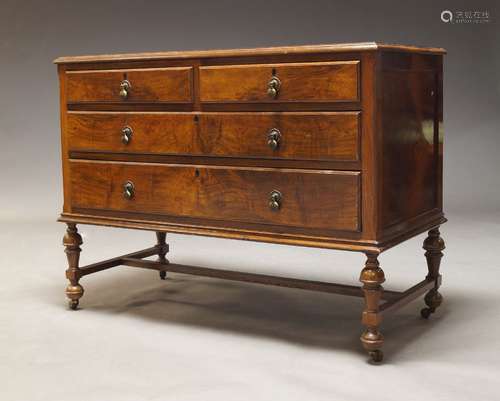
[{"x1": 57, "y1": 43, "x2": 447, "y2": 363}]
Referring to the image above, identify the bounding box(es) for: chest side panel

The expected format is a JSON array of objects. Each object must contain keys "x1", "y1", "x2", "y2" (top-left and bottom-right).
[{"x1": 378, "y1": 52, "x2": 444, "y2": 242}]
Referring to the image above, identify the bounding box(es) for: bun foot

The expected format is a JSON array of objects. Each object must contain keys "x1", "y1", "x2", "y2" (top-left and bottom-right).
[
  {"x1": 68, "y1": 299, "x2": 79, "y2": 310},
  {"x1": 159, "y1": 270, "x2": 167, "y2": 280},
  {"x1": 369, "y1": 349, "x2": 383, "y2": 363},
  {"x1": 420, "y1": 307, "x2": 433, "y2": 319},
  {"x1": 66, "y1": 283, "x2": 84, "y2": 310},
  {"x1": 361, "y1": 329, "x2": 384, "y2": 363},
  {"x1": 420, "y1": 288, "x2": 442, "y2": 319}
]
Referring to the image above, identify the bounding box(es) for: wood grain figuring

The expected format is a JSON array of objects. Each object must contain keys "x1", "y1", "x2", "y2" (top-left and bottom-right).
[
  {"x1": 436, "y1": 58, "x2": 444, "y2": 211},
  {"x1": 53, "y1": 42, "x2": 446, "y2": 64},
  {"x1": 58, "y1": 64, "x2": 71, "y2": 213},
  {"x1": 69, "y1": 161, "x2": 360, "y2": 231},
  {"x1": 199, "y1": 61, "x2": 359, "y2": 102},
  {"x1": 66, "y1": 67, "x2": 193, "y2": 103},
  {"x1": 56, "y1": 43, "x2": 447, "y2": 362},
  {"x1": 380, "y1": 68, "x2": 438, "y2": 228},
  {"x1": 360, "y1": 52, "x2": 378, "y2": 241},
  {"x1": 67, "y1": 111, "x2": 360, "y2": 162}
]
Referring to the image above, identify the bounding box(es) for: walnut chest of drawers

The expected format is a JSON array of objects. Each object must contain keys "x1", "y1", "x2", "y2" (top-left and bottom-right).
[{"x1": 55, "y1": 42, "x2": 447, "y2": 362}]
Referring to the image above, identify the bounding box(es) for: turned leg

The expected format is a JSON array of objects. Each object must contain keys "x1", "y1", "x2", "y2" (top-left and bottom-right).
[
  {"x1": 421, "y1": 228, "x2": 445, "y2": 319},
  {"x1": 156, "y1": 232, "x2": 169, "y2": 280},
  {"x1": 64, "y1": 223, "x2": 84, "y2": 310},
  {"x1": 360, "y1": 253, "x2": 385, "y2": 362}
]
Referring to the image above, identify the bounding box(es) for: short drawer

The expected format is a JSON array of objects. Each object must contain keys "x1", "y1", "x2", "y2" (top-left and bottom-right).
[
  {"x1": 199, "y1": 61, "x2": 359, "y2": 103},
  {"x1": 70, "y1": 161, "x2": 360, "y2": 232},
  {"x1": 66, "y1": 67, "x2": 193, "y2": 103},
  {"x1": 67, "y1": 112, "x2": 360, "y2": 162}
]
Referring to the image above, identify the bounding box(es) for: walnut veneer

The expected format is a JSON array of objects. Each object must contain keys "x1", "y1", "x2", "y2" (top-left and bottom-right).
[{"x1": 55, "y1": 42, "x2": 446, "y2": 362}]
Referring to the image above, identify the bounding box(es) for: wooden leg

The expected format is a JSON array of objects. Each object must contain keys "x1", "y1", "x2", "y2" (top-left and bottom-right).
[
  {"x1": 360, "y1": 253, "x2": 385, "y2": 362},
  {"x1": 421, "y1": 228, "x2": 445, "y2": 319},
  {"x1": 156, "y1": 232, "x2": 169, "y2": 280},
  {"x1": 64, "y1": 223, "x2": 84, "y2": 310}
]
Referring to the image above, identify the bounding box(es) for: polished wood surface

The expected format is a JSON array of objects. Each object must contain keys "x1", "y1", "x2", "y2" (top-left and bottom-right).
[
  {"x1": 70, "y1": 160, "x2": 360, "y2": 231},
  {"x1": 54, "y1": 42, "x2": 446, "y2": 64},
  {"x1": 63, "y1": 223, "x2": 84, "y2": 310},
  {"x1": 56, "y1": 43, "x2": 447, "y2": 362},
  {"x1": 155, "y1": 231, "x2": 169, "y2": 280},
  {"x1": 67, "y1": 111, "x2": 359, "y2": 162},
  {"x1": 380, "y1": 69, "x2": 438, "y2": 228},
  {"x1": 360, "y1": 253, "x2": 385, "y2": 362},
  {"x1": 421, "y1": 228, "x2": 445, "y2": 318},
  {"x1": 66, "y1": 67, "x2": 193, "y2": 103},
  {"x1": 199, "y1": 61, "x2": 359, "y2": 103}
]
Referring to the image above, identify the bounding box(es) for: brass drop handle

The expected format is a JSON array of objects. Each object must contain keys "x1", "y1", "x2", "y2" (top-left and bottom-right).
[
  {"x1": 267, "y1": 128, "x2": 281, "y2": 150},
  {"x1": 119, "y1": 79, "x2": 131, "y2": 99},
  {"x1": 269, "y1": 190, "x2": 282, "y2": 211},
  {"x1": 267, "y1": 76, "x2": 281, "y2": 99},
  {"x1": 121, "y1": 126, "x2": 133, "y2": 145},
  {"x1": 123, "y1": 181, "x2": 135, "y2": 200}
]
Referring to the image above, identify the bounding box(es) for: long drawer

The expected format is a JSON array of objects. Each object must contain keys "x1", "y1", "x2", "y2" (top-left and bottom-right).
[
  {"x1": 67, "y1": 112, "x2": 360, "y2": 162},
  {"x1": 199, "y1": 61, "x2": 359, "y2": 103},
  {"x1": 66, "y1": 67, "x2": 193, "y2": 103},
  {"x1": 70, "y1": 161, "x2": 360, "y2": 232}
]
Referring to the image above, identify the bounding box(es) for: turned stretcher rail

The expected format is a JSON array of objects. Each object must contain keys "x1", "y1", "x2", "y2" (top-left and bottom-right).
[
  {"x1": 120, "y1": 254, "x2": 402, "y2": 300},
  {"x1": 62, "y1": 225, "x2": 446, "y2": 364},
  {"x1": 78, "y1": 247, "x2": 159, "y2": 277},
  {"x1": 380, "y1": 276, "x2": 441, "y2": 315},
  {"x1": 76, "y1": 246, "x2": 443, "y2": 309}
]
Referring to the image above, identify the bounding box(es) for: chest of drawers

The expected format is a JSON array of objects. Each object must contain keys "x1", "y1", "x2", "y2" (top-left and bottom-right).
[{"x1": 55, "y1": 42, "x2": 446, "y2": 362}]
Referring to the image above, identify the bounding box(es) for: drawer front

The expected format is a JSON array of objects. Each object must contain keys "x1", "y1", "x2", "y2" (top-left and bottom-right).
[
  {"x1": 70, "y1": 161, "x2": 360, "y2": 232},
  {"x1": 199, "y1": 61, "x2": 359, "y2": 103},
  {"x1": 66, "y1": 67, "x2": 193, "y2": 103},
  {"x1": 67, "y1": 112, "x2": 360, "y2": 162}
]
